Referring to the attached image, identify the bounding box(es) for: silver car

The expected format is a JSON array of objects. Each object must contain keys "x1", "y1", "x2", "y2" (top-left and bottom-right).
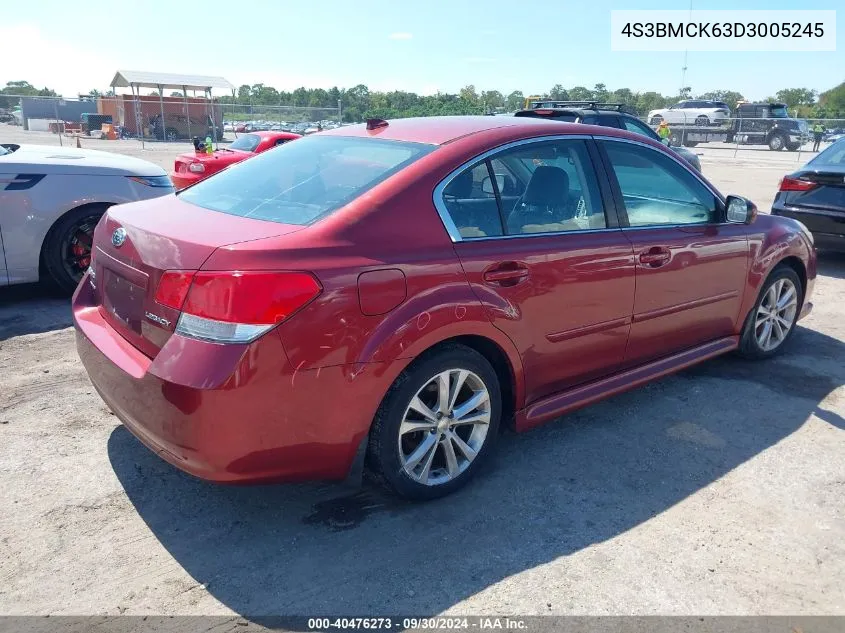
[{"x1": 0, "y1": 143, "x2": 173, "y2": 292}]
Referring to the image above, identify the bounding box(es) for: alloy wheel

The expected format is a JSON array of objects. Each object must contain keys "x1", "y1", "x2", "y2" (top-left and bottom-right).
[
  {"x1": 61, "y1": 218, "x2": 97, "y2": 283},
  {"x1": 755, "y1": 278, "x2": 799, "y2": 352},
  {"x1": 398, "y1": 369, "x2": 491, "y2": 486}
]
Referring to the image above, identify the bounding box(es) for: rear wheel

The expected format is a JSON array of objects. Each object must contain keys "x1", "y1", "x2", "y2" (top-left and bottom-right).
[
  {"x1": 367, "y1": 344, "x2": 502, "y2": 500},
  {"x1": 42, "y1": 205, "x2": 106, "y2": 294},
  {"x1": 165, "y1": 127, "x2": 179, "y2": 141},
  {"x1": 738, "y1": 266, "x2": 802, "y2": 359},
  {"x1": 786, "y1": 142, "x2": 801, "y2": 151},
  {"x1": 649, "y1": 115, "x2": 663, "y2": 125},
  {"x1": 695, "y1": 115, "x2": 710, "y2": 126}
]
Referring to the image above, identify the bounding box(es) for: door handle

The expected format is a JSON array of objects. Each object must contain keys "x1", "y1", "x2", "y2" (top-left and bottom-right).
[
  {"x1": 638, "y1": 247, "x2": 671, "y2": 268},
  {"x1": 483, "y1": 262, "x2": 530, "y2": 286}
]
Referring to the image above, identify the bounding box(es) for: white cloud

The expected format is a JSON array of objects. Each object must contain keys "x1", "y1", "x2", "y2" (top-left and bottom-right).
[{"x1": 388, "y1": 32, "x2": 413, "y2": 40}]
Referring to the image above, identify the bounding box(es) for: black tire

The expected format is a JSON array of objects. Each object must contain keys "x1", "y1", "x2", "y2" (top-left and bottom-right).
[
  {"x1": 649, "y1": 115, "x2": 663, "y2": 125},
  {"x1": 695, "y1": 115, "x2": 709, "y2": 126},
  {"x1": 786, "y1": 142, "x2": 800, "y2": 151},
  {"x1": 683, "y1": 141, "x2": 699, "y2": 148},
  {"x1": 768, "y1": 133, "x2": 787, "y2": 151},
  {"x1": 42, "y1": 205, "x2": 107, "y2": 295},
  {"x1": 367, "y1": 343, "x2": 502, "y2": 500},
  {"x1": 737, "y1": 265, "x2": 803, "y2": 360},
  {"x1": 165, "y1": 127, "x2": 179, "y2": 141}
]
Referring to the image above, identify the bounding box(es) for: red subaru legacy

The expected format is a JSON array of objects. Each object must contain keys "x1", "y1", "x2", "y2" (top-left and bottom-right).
[
  {"x1": 170, "y1": 131, "x2": 301, "y2": 189},
  {"x1": 73, "y1": 116, "x2": 816, "y2": 499}
]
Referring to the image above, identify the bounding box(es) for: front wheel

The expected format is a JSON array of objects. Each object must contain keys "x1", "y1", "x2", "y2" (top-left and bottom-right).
[
  {"x1": 738, "y1": 266, "x2": 802, "y2": 359},
  {"x1": 367, "y1": 344, "x2": 502, "y2": 500},
  {"x1": 768, "y1": 133, "x2": 786, "y2": 151}
]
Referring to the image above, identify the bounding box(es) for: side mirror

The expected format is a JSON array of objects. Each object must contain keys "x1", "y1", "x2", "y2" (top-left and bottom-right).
[
  {"x1": 726, "y1": 195, "x2": 758, "y2": 224},
  {"x1": 481, "y1": 174, "x2": 505, "y2": 195}
]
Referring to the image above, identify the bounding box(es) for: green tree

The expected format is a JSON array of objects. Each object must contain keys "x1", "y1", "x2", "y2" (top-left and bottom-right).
[
  {"x1": 568, "y1": 86, "x2": 593, "y2": 101},
  {"x1": 593, "y1": 83, "x2": 609, "y2": 102},
  {"x1": 170, "y1": 91, "x2": 183, "y2": 97},
  {"x1": 775, "y1": 87, "x2": 817, "y2": 108},
  {"x1": 505, "y1": 90, "x2": 524, "y2": 110},
  {"x1": 548, "y1": 84, "x2": 568, "y2": 100},
  {"x1": 697, "y1": 90, "x2": 745, "y2": 110}
]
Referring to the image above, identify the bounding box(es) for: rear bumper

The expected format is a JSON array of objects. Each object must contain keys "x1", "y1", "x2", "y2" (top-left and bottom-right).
[
  {"x1": 771, "y1": 206, "x2": 845, "y2": 251},
  {"x1": 72, "y1": 274, "x2": 374, "y2": 484},
  {"x1": 169, "y1": 171, "x2": 203, "y2": 190}
]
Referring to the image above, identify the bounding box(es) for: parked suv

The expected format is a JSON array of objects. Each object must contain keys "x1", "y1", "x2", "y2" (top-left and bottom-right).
[
  {"x1": 648, "y1": 100, "x2": 731, "y2": 126},
  {"x1": 515, "y1": 102, "x2": 702, "y2": 172}
]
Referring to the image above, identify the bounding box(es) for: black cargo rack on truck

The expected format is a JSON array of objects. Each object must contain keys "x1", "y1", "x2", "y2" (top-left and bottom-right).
[{"x1": 658, "y1": 102, "x2": 810, "y2": 151}]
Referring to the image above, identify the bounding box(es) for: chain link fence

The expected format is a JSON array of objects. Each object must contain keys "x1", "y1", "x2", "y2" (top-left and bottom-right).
[{"x1": 0, "y1": 95, "x2": 342, "y2": 146}]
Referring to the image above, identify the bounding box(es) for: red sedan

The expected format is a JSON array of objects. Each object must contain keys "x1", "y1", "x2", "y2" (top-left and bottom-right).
[
  {"x1": 73, "y1": 116, "x2": 816, "y2": 499},
  {"x1": 170, "y1": 131, "x2": 300, "y2": 189}
]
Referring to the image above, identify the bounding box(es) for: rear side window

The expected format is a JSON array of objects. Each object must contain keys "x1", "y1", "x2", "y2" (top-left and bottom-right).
[
  {"x1": 811, "y1": 140, "x2": 845, "y2": 166},
  {"x1": 439, "y1": 139, "x2": 606, "y2": 239},
  {"x1": 179, "y1": 136, "x2": 433, "y2": 225}
]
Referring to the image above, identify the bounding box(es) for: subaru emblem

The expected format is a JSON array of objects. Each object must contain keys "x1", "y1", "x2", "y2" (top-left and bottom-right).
[{"x1": 112, "y1": 227, "x2": 127, "y2": 248}]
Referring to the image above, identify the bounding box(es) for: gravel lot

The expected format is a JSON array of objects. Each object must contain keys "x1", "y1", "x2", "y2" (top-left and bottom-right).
[{"x1": 1, "y1": 127, "x2": 844, "y2": 618}]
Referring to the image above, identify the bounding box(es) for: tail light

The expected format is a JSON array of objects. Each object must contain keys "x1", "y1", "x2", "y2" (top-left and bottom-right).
[
  {"x1": 155, "y1": 270, "x2": 321, "y2": 343},
  {"x1": 188, "y1": 162, "x2": 205, "y2": 173},
  {"x1": 779, "y1": 176, "x2": 818, "y2": 192}
]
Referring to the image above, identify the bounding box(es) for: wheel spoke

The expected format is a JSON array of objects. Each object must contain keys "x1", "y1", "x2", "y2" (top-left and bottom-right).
[
  {"x1": 765, "y1": 283, "x2": 779, "y2": 309},
  {"x1": 404, "y1": 433, "x2": 437, "y2": 472},
  {"x1": 408, "y1": 396, "x2": 438, "y2": 423},
  {"x1": 449, "y1": 431, "x2": 478, "y2": 462},
  {"x1": 400, "y1": 419, "x2": 436, "y2": 435},
  {"x1": 452, "y1": 390, "x2": 489, "y2": 421},
  {"x1": 775, "y1": 314, "x2": 792, "y2": 330},
  {"x1": 777, "y1": 287, "x2": 794, "y2": 309},
  {"x1": 758, "y1": 320, "x2": 773, "y2": 349},
  {"x1": 436, "y1": 372, "x2": 450, "y2": 414},
  {"x1": 442, "y1": 435, "x2": 459, "y2": 477},
  {"x1": 771, "y1": 317, "x2": 784, "y2": 342},
  {"x1": 447, "y1": 370, "x2": 469, "y2": 413}
]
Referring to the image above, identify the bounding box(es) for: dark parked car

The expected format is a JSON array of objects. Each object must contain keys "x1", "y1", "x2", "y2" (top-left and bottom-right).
[
  {"x1": 514, "y1": 102, "x2": 702, "y2": 172},
  {"x1": 73, "y1": 116, "x2": 815, "y2": 500},
  {"x1": 772, "y1": 137, "x2": 845, "y2": 251}
]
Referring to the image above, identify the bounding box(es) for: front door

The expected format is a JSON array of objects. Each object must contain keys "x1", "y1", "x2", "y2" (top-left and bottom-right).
[
  {"x1": 437, "y1": 137, "x2": 636, "y2": 404},
  {"x1": 598, "y1": 138, "x2": 749, "y2": 366}
]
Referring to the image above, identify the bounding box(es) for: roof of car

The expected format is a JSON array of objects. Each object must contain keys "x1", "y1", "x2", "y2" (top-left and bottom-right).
[{"x1": 320, "y1": 115, "x2": 568, "y2": 145}]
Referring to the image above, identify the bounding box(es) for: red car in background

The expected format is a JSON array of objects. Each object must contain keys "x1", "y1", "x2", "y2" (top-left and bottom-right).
[
  {"x1": 170, "y1": 131, "x2": 300, "y2": 189},
  {"x1": 74, "y1": 116, "x2": 815, "y2": 500}
]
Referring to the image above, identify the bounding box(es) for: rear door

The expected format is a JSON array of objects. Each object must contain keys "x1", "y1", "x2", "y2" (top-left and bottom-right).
[
  {"x1": 597, "y1": 137, "x2": 749, "y2": 365},
  {"x1": 437, "y1": 136, "x2": 636, "y2": 404}
]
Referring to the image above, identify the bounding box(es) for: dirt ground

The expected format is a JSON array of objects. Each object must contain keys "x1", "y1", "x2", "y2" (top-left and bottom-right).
[{"x1": 0, "y1": 126, "x2": 844, "y2": 618}]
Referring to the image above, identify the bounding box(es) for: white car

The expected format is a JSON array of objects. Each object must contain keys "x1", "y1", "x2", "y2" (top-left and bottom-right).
[
  {"x1": 648, "y1": 100, "x2": 731, "y2": 126},
  {"x1": 0, "y1": 143, "x2": 174, "y2": 292}
]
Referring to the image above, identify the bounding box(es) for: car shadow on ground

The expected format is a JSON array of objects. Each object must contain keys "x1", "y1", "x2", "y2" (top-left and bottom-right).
[
  {"x1": 0, "y1": 284, "x2": 72, "y2": 340},
  {"x1": 108, "y1": 324, "x2": 845, "y2": 618}
]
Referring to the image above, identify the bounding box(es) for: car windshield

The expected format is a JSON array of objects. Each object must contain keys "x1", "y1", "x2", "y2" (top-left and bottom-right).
[
  {"x1": 178, "y1": 135, "x2": 434, "y2": 225},
  {"x1": 229, "y1": 134, "x2": 262, "y2": 152},
  {"x1": 770, "y1": 106, "x2": 789, "y2": 118},
  {"x1": 810, "y1": 139, "x2": 845, "y2": 166}
]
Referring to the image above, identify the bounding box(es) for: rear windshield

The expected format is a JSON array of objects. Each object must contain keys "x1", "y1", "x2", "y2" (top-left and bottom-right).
[
  {"x1": 811, "y1": 139, "x2": 845, "y2": 166},
  {"x1": 178, "y1": 135, "x2": 433, "y2": 225},
  {"x1": 229, "y1": 133, "x2": 261, "y2": 152}
]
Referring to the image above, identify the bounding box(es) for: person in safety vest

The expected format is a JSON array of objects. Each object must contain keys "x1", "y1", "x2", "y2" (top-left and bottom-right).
[
  {"x1": 812, "y1": 122, "x2": 826, "y2": 152},
  {"x1": 657, "y1": 120, "x2": 671, "y2": 144}
]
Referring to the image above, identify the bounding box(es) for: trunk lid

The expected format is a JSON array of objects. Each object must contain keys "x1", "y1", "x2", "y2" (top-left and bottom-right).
[
  {"x1": 91, "y1": 195, "x2": 304, "y2": 357},
  {"x1": 785, "y1": 167, "x2": 845, "y2": 213}
]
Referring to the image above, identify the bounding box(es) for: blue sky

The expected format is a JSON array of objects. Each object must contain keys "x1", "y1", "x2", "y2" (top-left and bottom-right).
[{"x1": 3, "y1": 0, "x2": 842, "y2": 99}]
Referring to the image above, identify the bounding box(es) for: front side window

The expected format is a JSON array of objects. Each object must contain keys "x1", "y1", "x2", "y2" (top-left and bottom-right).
[
  {"x1": 440, "y1": 139, "x2": 606, "y2": 238},
  {"x1": 601, "y1": 141, "x2": 718, "y2": 226},
  {"x1": 179, "y1": 135, "x2": 433, "y2": 225}
]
